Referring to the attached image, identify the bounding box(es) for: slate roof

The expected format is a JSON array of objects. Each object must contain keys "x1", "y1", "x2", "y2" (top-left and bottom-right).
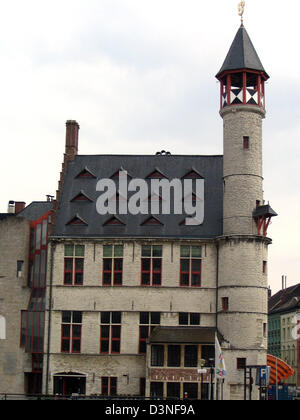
[
  {"x1": 269, "y1": 284, "x2": 300, "y2": 315},
  {"x1": 17, "y1": 201, "x2": 53, "y2": 221},
  {"x1": 53, "y1": 154, "x2": 223, "y2": 239},
  {"x1": 148, "y1": 326, "x2": 221, "y2": 344},
  {"x1": 216, "y1": 25, "x2": 269, "y2": 78}
]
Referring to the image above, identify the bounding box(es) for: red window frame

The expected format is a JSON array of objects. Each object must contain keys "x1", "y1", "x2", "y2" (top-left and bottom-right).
[
  {"x1": 72, "y1": 324, "x2": 82, "y2": 353},
  {"x1": 74, "y1": 259, "x2": 84, "y2": 285},
  {"x1": 141, "y1": 246, "x2": 162, "y2": 287},
  {"x1": 152, "y1": 259, "x2": 162, "y2": 286},
  {"x1": 113, "y1": 259, "x2": 123, "y2": 286},
  {"x1": 263, "y1": 261, "x2": 267, "y2": 274},
  {"x1": 103, "y1": 259, "x2": 112, "y2": 286},
  {"x1": 243, "y1": 136, "x2": 250, "y2": 150},
  {"x1": 61, "y1": 312, "x2": 82, "y2": 354},
  {"x1": 100, "y1": 313, "x2": 121, "y2": 354},
  {"x1": 64, "y1": 254, "x2": 84, "y2": 286},
  {"x1": 191, "y1": 259, "x2": 201, "y2": 287},
  {"x1": 27, "y1": 213, "x2": 50, "y2": 288},
  {"x1": 139, "y1": 312, "x2": 160, "y2": 354},
  {"x1": 102, "y1": 246, "x2": 123, "y2": 286},
  {"x1": 61, "y1": 323, "x2": 71, "y2": 353},
  {"x1": 100, "y1": 325, "x2": 110, "y2": 354},
  {"x1": 139, "y1": 325, "x2": 157, "y2": 354},
  {"x1": 141, "y1": 258, "x2": 151, "y2": 286},
  {"x1": 64, "y1": 258, "x2": 73, "y2": 285},
  {"x1": 180, "y1": 259, "x2": 190, "y2": 287},
  {"x1": 180, "y1": 246, "x2": 202, "y2": 288},
  {"x1": 111, "y1": 325, "x2": 121, "y2": 354},
  {"x1": 222, "y1": 297, "x2": 229, "y2": 312},
  {"x1": 180, "y1": 259, "x2": 201, "y2": 287},
  {"x1": 102, "y1": 258, "x2": 123, "y2": 286},
  {"x1": 101, "y1": 377, "x2": 117, "y2": 396}
]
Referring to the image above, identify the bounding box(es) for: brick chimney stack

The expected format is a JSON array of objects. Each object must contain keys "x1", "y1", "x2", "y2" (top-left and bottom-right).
[
  {"x1": 52, "y1": 120, "x2": 80, "y2": 224},
  {"x1": 65, "y1": 120, "x2": 80, "y2": 160},
  {"x1": 15, "y1": 202, "x2": 26, "y2": 214}
]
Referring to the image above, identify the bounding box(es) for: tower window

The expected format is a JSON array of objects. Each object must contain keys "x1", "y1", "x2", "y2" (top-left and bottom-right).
[
  {"x1": 222, "y1": 297, "x2": 229, "y2": 312},
  {"x1": 263, "y1": 261, "x2": 267, "y2": 274},
  {"x1": 237, "y1": 358, "x2": 247, "y2": 370},
  {"x1": 243, "y1": 136, "x2": 250, "y2": 150}
]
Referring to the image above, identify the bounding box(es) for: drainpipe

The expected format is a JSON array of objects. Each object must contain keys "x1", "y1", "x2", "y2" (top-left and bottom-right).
[
  {"x1": 45, "y1": 241, "x2": 55, "y2": 395},
  {"x1": 216, "y1": 243, "x2": 219, "y2": 331}
]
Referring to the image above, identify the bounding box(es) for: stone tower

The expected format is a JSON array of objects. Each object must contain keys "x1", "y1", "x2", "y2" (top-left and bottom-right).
[{"x1": 216, "y1": 25, "x2": 277, "y2": 400}]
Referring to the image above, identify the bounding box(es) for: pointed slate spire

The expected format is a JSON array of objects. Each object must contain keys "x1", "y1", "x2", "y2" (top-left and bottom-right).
[{"x1": 216, "y1": 25, "x2": 269, "y2": 79}]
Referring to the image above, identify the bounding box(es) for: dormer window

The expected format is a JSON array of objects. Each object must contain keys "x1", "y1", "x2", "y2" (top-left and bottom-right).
[
  {"x1": 146, "y1": 169, "x2": 167, "y2": 179},
  {"x1": 66, "y1": 215, "x2": 88, "y2": 226},
  {"x1": 76, "y1": 167, "x2": 96, "y2": 179},
  {"x1": 103, "y1": 216, "x2": 125, "y2": 226},
  {"x1": 141, "y1": 216, "x2": 163, "y2": 226},
  {"x1": 182, "y1": 169, "x2": 203, "y2": 179},
  {"x1": 110, "y1": 168, "x2": 132, "y2": 180},
  {"x1": 71, "y1": 191, "x2": 93, "y2": 202}
]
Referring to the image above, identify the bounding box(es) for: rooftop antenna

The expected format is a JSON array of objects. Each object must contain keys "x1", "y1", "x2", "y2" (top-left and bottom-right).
[{"x1": 238, "y1": 1, "x2": 246, "y2": 25}]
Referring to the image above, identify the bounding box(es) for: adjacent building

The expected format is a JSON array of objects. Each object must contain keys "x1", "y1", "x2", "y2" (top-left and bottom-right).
[
  {"x1": 268, "y1": 284, "x2": 300, "y2": 386},
  {"x1": 0, "y1": 201, "x2": 53, "y2": 395}
]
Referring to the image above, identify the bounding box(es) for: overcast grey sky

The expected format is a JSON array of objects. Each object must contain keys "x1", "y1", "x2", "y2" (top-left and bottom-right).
[{"x1": 0, "y1": 0, "x2": 299, "y2": 293}]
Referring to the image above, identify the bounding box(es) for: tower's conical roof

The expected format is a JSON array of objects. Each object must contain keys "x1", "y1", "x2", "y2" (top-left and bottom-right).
[{"x1": 216, "y1": 25, "x2": 269, "y2": 79}]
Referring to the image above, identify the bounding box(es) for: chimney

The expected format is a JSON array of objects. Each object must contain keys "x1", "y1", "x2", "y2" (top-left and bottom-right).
[
  {"x1": 15, "y1": 201, "x2": 26, "y2": 214},
  {"x1": 65, "y1": 120, "x2": 80, "y2": 160},
  {"x1": 7, "y1": 200, "x2": 15, "y2": 213},
  {"x1": 282, "y1": 275, "x2": 288, "y2": 290},
  {"x1": 268, "y1": 287, "x2": 272, "y2": 299},
  {"x1": 53, "y1": 120, "x2": 80, "y2": 223}
]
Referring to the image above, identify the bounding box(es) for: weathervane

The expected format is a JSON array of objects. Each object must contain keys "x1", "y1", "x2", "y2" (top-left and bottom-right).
[{"x1": 238, "y1": 1, "x2": 245, "y2": 24}]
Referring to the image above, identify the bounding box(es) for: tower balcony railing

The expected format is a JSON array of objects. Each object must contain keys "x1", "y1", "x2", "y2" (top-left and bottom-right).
[{"x1": 219, "y1": 70, "x2": 266, "y2": 110}]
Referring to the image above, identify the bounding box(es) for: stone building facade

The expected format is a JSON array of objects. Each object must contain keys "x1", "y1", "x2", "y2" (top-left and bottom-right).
[
  {"x1": 0, "y1": 214, "x2": 31, "y2": 394},
  {"x1": 41, "y1": 24, "x2": 277, "y2": 400},
  {"x1": 0, "y1": 201, "x2": 53, "y2": 395}
]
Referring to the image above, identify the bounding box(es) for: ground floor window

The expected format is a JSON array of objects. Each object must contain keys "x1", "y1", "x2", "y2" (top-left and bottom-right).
[
  {"x1": 183, "y1": 383, "x2": 198, "y2": 399},
  {"x1": 140, "y1": 378, "x2": 146, "y2": 397},
  {"x1": 150, "y1": 381, "x2": 210, "y2": 400},
  {"x1": 101, "y1": 377, "x2": 117, "y2": 396},
  {"x1": 167, "y1": 383, "x2": 180, "y2": 399},
  {"x1": 53, "y1": 374, "x2": 86, "y2": 397},
  {"x1": 150, "y1": 382, "x2": 164, "y2": 398},
  {"x1": 24, "y1": 373, "x2": 42, "y2": 395}
]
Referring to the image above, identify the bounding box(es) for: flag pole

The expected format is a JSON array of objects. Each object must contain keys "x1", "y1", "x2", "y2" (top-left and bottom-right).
[{"x1": 214, "y1": 332, "x2": 218, "y2": 400}]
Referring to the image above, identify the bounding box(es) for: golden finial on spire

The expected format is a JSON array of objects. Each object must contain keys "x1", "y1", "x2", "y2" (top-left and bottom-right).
[{"x1": 238, "y1": 1, "x2": 245, "y2": 24}]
